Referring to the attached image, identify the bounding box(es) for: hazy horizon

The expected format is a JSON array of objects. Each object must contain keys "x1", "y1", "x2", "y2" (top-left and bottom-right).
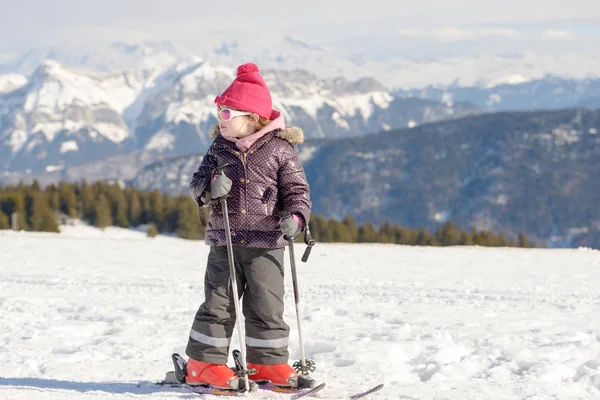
[{"x1": 2, "y1": 0, "x2": 600, "y2": 56}]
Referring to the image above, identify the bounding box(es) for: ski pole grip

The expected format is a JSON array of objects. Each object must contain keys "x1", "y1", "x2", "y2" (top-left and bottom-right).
[
  {"x1": 301, "y1": 225, "x2": 315, "y2": 262},
  {"x1": 301, "y1": 248, "x2": 311, "y2": 262},
  {"x1": 279, "y1": 210, "x2": 314, "y2": 261},
  {"x1": 213, "y1": 162, "x2": 232, "y2": 176},
  {"x1": 198, "y1": 163, "x2": 233, "y2": 210},
  {"x1": 279, "y1": 211, "x2": 297, "y2": 241},
  {"x1": 278, "y1": 210, "x2": 292, "y2": 219}
]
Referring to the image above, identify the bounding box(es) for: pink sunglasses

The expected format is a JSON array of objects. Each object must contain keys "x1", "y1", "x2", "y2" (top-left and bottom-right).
[{"x1": 217, "y1": 107, "x2": 252, "y2": 121}]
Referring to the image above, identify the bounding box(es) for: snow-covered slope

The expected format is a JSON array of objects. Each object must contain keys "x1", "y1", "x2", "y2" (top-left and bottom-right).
[{"x1": 1, "y1": 226, "x2": 599, "y2": 399}]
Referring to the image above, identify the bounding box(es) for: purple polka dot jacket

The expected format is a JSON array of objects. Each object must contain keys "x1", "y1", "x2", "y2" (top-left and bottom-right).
[{"x1": 190, "y1": 124, "x2": 312, "y2": 248}]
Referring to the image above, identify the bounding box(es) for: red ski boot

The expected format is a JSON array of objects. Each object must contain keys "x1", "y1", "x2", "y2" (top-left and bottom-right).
[
  {"x1": 185, "y1": 358, "x2": 238, "y2": 389},
  {"x1": 248, "y1": 363, "x2": 298, "y2": 387}
]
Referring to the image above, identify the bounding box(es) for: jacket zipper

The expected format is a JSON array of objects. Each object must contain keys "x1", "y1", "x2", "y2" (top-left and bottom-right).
[{"x1": 241, "y1": 151, "x2": 248, "y2": 232}]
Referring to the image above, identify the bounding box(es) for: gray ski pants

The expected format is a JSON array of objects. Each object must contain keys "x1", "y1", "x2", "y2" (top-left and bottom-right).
[{"x1": 186, "y1": 246, "x2": 290, "y2": 364}]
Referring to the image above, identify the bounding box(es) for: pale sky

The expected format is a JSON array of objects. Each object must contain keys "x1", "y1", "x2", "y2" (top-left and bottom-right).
[{"x1": 1, "y1": 0, "x2": 600, "y2": 53}]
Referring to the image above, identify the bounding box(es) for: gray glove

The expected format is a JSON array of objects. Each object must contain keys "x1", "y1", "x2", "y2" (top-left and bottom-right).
[
  {"x1": 280, "y1": 213, "x2": 304, "y2": 238},
  {"x1": 210, "y1": 174, "x2": 232, "y2": 201},
  {"x1": 189, "y1": 175, "x2": 232, "y2": 205}
]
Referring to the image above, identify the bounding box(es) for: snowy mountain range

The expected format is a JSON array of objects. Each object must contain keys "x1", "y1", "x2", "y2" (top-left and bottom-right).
[
  {"x1": 2, "y1": 38, "x2": 600, "y2": 180},
  {"x1": 397, "y1": 76, "x2": 600, "y2": 112},
  {"x1": 0, "y1": 59, "x2": 479, "y2": 177},
  {"x1": 3, "y1": 36, "x2": 600, "y2": 90},
  {"x1": 304, "y1": 109, "x2": 600, "y2": 249},
  {"x1": 129, "y1": 108, "x2": 600, "y2": 249}
]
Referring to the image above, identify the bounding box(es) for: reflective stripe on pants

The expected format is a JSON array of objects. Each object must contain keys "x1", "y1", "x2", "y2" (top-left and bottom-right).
[{"x1": 186, "y1": 246, "x2": 289, "y2": 364}]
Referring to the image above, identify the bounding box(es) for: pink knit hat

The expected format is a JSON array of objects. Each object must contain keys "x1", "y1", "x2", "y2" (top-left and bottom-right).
[{"x1": 215, "y1": 63, "x2": 274, "y2": 119}]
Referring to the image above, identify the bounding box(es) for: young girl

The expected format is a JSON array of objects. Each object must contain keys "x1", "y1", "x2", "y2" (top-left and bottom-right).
[{"x1": 185, "y1": 62, "x2": 311, "y2": 390}]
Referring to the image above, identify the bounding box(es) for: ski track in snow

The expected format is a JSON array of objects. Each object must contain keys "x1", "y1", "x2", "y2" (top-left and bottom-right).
[{"x1": 1, "y1": 226, "x2": 600, "y2": 399}]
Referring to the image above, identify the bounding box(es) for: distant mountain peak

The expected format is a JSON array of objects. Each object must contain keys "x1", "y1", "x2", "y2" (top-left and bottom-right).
[
  {"x1": 0, "y1": 73, "x2": 27, "y2": 94},
  {"x1": 283, "y1": 36, "x2": 324, "y2": 51}
]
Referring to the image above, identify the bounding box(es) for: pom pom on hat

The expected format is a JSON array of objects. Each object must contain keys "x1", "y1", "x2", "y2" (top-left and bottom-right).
[
  {"x1": 237, "y1": 62, "x2": 260, "y2": 76},
  {"x1": 214, "y1": 62, "x2": 273, "y2": 119}
]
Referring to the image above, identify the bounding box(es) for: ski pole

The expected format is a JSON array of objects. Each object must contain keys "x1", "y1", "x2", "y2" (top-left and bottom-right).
[
  {"x1": 217, "y1": 167, "x2": 251, "y2": 391},
  {"x1": 285, "y1": 235, "x2": 316, "y2": 375}
]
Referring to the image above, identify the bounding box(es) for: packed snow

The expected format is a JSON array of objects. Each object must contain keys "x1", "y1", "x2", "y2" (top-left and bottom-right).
[{"x1": 1, "y1": 225, "x2": 600, "y2": 399}]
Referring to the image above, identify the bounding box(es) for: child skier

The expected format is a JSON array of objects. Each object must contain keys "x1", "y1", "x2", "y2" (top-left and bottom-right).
[{"x1": 186, "y1": 62, "x2": 312, "y2": 390}]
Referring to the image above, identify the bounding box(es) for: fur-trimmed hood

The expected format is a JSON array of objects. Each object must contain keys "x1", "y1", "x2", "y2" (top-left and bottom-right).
[{"x1": 208, "y1": 124, "x2": 304, "y2": 145}]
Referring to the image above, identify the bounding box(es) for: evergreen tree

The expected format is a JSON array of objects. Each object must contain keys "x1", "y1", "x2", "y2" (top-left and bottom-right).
[
  {"x1": 518, "y1": 231, "x2": 530, "y2": 248},
  {"x1": 7, "y1": 191, "x2": 29, "y2": 231},
  {"x1": 358, "y1": 222, "x2": 378, "y2": 242},
  {"x1": 496, "y1": 232, "x2": 508, "y2": 247},
  {"x1": 459, "y1": 229, "x2": 473, "y2": 246},
  {"x1": 140, "y1": 192, "x2": 152, "y2": 225},
  {"x1": 110, "y1": 183, "x2": 129, "y2": 228},
  {"x1": 31, "y1": 179, "x2": 42, "y2": 193},
  {"x1": 342, "y1": 216, "x2": 359, "y2": 242},
  {"x1": 161, "y1": 193, "x2": 176, "y2": 232},
  {"x1": 437, "y1": 221, "x2": 461, "y2": 246},
  {"x1": 320, "y1": 219, "x2": 335, "y2": 242},
  {"x1": 59, "y1": 182, "x2": 79, "y2": 217},
  {"x1": 126, "y1": 188, "x2": 142, "y2": 226},
  {"x1": 0, "y1": 210, "x2": 9, "y2": 230},
  {"x1": 176, "y1": 198, "x2": 203, "y2": 240},
  {"x1": 148, "y1": 190, "x2": 164, "y2": 227},
  {"x1": 473, "y1": 230, "x2": 493, "y2": 247},
  {"x1": 331, "y1": 220, "x2": 352, "y2": 242},
  {"x1": 79, "y1": 181, "x2": 95, "y2": 222},
  {"x1": 394, "y1": 226, "x2": 417, "y2": 245},
  {"x1": 416, "y1": 227, "x2": 437, "y2": 246},
  {"x1": 162, "y1": 197, "x2": 181, "y2": 234},
  {"x1": 46, "y1": 184, "x2": 60, "y2": 211},
  {"x1": 308, "y1": 215, "x2": 325, "y2": 242},
  {"x1": 91, "y1": 181, "x2": 106, "y2": 198},
  {"x1": 93, "y1": 194, "x2": 113, "y2": 229},
  {"x1": 379, "y1": 222, "x2": 396, "y2": 244},
  {"x1": 30, "y1": 192, "x2": 59, "y2": 232}
]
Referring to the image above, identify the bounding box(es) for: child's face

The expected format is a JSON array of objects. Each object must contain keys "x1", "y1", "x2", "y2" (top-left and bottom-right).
[{"x1": 218, "y1": 107, "x2": 258, "y2": 138}]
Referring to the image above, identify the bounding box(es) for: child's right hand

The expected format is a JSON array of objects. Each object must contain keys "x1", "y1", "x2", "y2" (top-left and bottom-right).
[{"x1": 210, "y1": 175, "x2": 232, "y2": 201}]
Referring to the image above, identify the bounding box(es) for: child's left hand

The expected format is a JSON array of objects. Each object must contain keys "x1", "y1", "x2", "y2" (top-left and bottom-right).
[{"x1": 280, "y1": 213, "x2": 303, "y2": 238}]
